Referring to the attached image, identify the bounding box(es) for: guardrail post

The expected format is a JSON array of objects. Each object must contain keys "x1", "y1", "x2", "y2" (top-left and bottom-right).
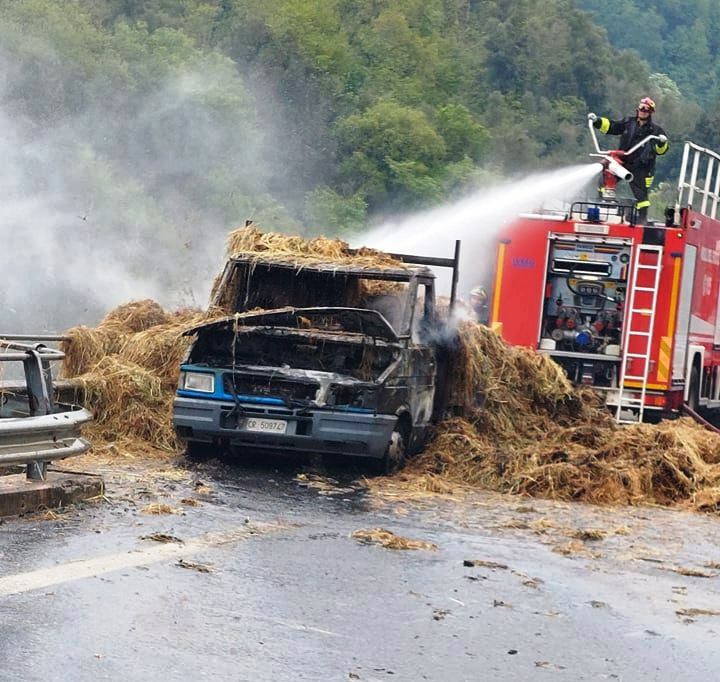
[
  {"x1": 27, "y1": 460, "x2": 47, "y2": 481},
  {"x1": 23, "y1": 349, "x2": 52, "y2": 416}
]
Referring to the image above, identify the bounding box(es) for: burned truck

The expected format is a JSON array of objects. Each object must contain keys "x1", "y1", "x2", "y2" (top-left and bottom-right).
[{"x1": 172, "y1": 245, "x2": 460, "y2": 472}]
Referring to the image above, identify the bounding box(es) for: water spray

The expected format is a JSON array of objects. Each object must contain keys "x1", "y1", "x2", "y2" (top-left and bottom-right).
[{"x1": 356, "y1": 162, "x2": 603, "y2": 295}]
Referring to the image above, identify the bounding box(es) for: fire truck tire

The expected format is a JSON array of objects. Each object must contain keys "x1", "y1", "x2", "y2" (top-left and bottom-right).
[
  {"x1": 373, "y1": 420, "x2": 409, "y2": 476},
  {"x1": 688, "y1": 366, "x2": 701, "y2": 413}
]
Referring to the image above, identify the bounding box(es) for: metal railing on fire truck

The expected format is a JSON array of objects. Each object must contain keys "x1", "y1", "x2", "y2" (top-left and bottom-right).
[{"x1": 677, "y1": 141, "x2": 720, "y2": 219}]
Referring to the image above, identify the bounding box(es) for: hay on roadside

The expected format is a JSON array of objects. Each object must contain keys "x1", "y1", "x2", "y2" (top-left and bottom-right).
[{"x1": 398, "y1": 320, "x2": 720, "y2": 512}]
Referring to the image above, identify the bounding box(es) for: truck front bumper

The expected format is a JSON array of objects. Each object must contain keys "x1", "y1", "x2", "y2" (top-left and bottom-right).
[{"x1": 173, "y1": 396, "x2": 396, "y2": 459}]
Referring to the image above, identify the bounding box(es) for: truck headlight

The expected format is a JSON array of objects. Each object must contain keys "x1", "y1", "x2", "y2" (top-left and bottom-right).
[{"x1": 180, "y1": 371, "x2": 215, "y2": 393}]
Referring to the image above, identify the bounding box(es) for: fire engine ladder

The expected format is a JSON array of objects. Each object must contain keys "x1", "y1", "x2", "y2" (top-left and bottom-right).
[{"x1": 615, "y1": 244, "x2": 663, "y2": 424}]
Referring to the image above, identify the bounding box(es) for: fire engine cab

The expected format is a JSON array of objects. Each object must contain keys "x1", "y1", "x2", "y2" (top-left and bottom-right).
[{"x1": 490, "y1": 139, "x2": 720, "y2": 423}]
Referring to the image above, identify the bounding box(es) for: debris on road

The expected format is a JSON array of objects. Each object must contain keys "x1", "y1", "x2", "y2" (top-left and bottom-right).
[
  {"x1": 463, "y1": 559, "x2": 508, "y2": 569},
  {"x1": 676, "y1": 608, "x2": 720, "y2": 617},
  {"x1": 351, "y1": 528, "x2": 437, "y2": 551},
  {"x1": 571, "y1": 529, "x2": 608, "y2": 541},
  {"x1": 668, "y1": 566, "x2": 716, "y2": 578},
  {"x1": 177, "y1": 558, "x2": 214, "y2": 573},
  {"x1": 552, "y1": 540, "x2": 601, "y2": 559},
  {"x1": 141, "y1": 503, "x2": 179, "y2": 515},
  {"x1": 294, "y1": 473, "x2": 357, "y2": 496},
  {"x1": 141, "y1": 533, "x2": 183, "y2": 544}
]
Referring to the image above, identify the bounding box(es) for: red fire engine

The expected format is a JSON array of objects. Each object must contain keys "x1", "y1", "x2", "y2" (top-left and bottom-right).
[{"x1": 489, "y1": 124, "x2": 720, "y2": 423}]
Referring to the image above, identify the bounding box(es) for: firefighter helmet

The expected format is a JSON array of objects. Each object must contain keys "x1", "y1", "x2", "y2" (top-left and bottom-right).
[{"x1": 638, "y1": 97, "x2": 656, "y2": 113}]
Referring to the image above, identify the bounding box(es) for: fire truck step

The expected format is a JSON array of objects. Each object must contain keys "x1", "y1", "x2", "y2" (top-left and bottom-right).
[
  {"x1": 636, "y1": 264, "x2": 660, "y2": 270},
  {"x1": 627, "y1": 331, "x2": 651, "y2": 337},
  {"x1": 634, "y1": 287, "x2": 657, "y2": 292},
  {"x1": 622, "y1": 375, "x2": 647, "y2": 381},
  {"x1": 629, "y1": 308, "x2": 653, "y2": 314},
  {"x1": 625, "y1": 352, "x2": 649, "y2": 358}
]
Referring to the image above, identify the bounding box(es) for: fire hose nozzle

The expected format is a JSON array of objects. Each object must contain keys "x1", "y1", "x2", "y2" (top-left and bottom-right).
[{"x1": 606, "y1": 158, "x2": 633, "y2": 182}]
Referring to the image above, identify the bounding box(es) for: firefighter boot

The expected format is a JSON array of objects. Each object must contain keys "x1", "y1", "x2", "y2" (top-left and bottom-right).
[{"x1": 637, "y1": 206, "x2": 648, "y2": 225}]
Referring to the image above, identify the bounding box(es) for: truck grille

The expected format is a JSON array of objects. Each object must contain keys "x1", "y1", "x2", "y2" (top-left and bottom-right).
[{"x1": 223, "y1": 373, "x2": 319, "y2": 403}]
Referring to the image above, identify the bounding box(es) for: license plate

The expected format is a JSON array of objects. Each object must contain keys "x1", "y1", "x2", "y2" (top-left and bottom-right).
[{"x1": 244, "y1": 417, "x2": 287, "y2": 434}]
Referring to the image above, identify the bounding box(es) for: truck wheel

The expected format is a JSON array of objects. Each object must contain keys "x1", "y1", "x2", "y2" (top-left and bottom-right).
[{"x1": 373, "y1": 421, "x2": 408, "y2": 475}]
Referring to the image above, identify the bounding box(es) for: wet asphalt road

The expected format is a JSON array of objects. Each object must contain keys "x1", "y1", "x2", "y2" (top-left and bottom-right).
[{"x1": 1, "y1": 457, "x2": 720, "y2": 681}]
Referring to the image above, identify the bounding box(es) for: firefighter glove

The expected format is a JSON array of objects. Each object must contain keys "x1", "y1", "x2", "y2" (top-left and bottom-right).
[
  {"x1": 587, "y1": 112, "x2": 597, "y2": 122},
  {"x1": 658, "y1": 134, "x2": 667, "y2": 144}
]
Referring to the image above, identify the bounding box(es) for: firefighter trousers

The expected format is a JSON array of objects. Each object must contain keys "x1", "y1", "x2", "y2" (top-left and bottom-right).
[{"x1": 628, "y1": 169, "x2": 653, "y2": 224}]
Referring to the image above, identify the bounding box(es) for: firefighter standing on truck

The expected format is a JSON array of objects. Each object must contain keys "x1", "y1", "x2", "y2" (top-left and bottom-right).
[{"x1": 588, "y1": 97, "x2": 669, "y2": 224}]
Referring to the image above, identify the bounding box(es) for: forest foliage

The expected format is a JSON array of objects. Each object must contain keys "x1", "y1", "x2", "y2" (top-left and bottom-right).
[{"x1": 0, "y1": 0, "x2": 715, "y2": 235}]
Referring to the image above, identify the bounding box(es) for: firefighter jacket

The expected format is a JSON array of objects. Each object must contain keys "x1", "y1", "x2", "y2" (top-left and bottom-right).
[{"x1": 593, "y1": 116, "x2": 668, "y2": 174}]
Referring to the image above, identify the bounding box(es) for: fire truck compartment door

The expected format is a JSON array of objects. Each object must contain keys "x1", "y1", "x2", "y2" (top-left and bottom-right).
[{"x1": 673, "y1": 245, "x2": 696, "y2": 380}]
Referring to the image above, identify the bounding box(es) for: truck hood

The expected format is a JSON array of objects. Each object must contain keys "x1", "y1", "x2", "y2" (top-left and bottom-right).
[{"x1": 185, "y1": 307, "x2": 400, "y2": 342}]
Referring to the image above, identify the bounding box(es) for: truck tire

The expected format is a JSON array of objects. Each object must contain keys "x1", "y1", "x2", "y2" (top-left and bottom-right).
[{"x1": 373, "y1": 421, "x2": 408, "y2": 476}]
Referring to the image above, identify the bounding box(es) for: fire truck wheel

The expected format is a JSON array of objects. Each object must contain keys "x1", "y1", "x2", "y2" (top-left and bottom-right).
[
  {"x1": 373, "y1": 421, "x2": 409, "y2": 476},
  {"x1": 688, "y1": 366, "x2": 701, "y2": 413}
]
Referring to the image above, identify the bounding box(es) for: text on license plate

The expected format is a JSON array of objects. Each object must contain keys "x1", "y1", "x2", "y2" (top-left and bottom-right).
[{"x1": 244, "y1": 417, "x2": 288, "y2": 434}]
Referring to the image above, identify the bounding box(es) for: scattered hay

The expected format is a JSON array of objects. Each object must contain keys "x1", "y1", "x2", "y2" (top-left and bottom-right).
[
  {"x1": 141, "y1": 503, "x2": 178, "y2": 515},
  {"x1": 668, "y1": 567, "x2": 716, "y2": 578},
  {"x1": 294, "y1": 473, "x2": 357, "y2": 495},
  {"x1": 351, "y1": 528, "x2": 437, "y2": 551},
  {"x1": 404, "y1": 322, "x2": 720, "y2": 512},
  {"x1": 177, "y1": 558, "x2": 214, "y2": 573},
  {"x1": 572, "y1": 529, "x2": 608, "y2": 542},
  {"x1": 676, "y1": 608, "x2": 720, "y2": 617},
  {"x1": 142, "y1": 533, "x2": 183, "y2": 544},
  {"x1": 552, "y1": 540, "x2": 601, "y2": 559}
]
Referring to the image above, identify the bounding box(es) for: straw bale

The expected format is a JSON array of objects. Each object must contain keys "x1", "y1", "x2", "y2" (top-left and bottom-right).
[
  {"x1": 119, "y1": 310, "x2": 207, "y2": 387},
  {"x1": 68, "y1": 355, "x2": 177, "y2": 452},
  {"x1": 226, "y1": 225, "x2": 406, "y2": 270},
  {"x1": 100, "y1": 299, "x2": 170, "y2": 333},
  {"x1": 61, "y1": 326, "x2": 130, "y2": 377},
  {"x1": 60, "y1": 304, "x2": 214, "y2": 454}
]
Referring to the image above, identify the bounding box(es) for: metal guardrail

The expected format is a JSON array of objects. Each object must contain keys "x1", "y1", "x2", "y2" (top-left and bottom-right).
[
  {"x1": 677, "y1": 141, "x2": 720, "y2": 220},
  {"x1": 0, "y1": 336, "x2": 91, "y2": 480}
]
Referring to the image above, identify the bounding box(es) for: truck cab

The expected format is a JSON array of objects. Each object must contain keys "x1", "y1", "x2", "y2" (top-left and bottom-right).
[{"x1": 173, "y1": 252, "x2": 458, "y2": 472}]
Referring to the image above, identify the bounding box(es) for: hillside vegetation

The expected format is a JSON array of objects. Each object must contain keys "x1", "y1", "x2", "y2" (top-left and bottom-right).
[{"x1": 0, "y1": 0, "x2": 713, "y2": 241}]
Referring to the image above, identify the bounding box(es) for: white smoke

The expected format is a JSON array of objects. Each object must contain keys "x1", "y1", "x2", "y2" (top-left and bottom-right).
[{"x1": 358, "y1": 163, "x2": 603, "y2": 294}]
